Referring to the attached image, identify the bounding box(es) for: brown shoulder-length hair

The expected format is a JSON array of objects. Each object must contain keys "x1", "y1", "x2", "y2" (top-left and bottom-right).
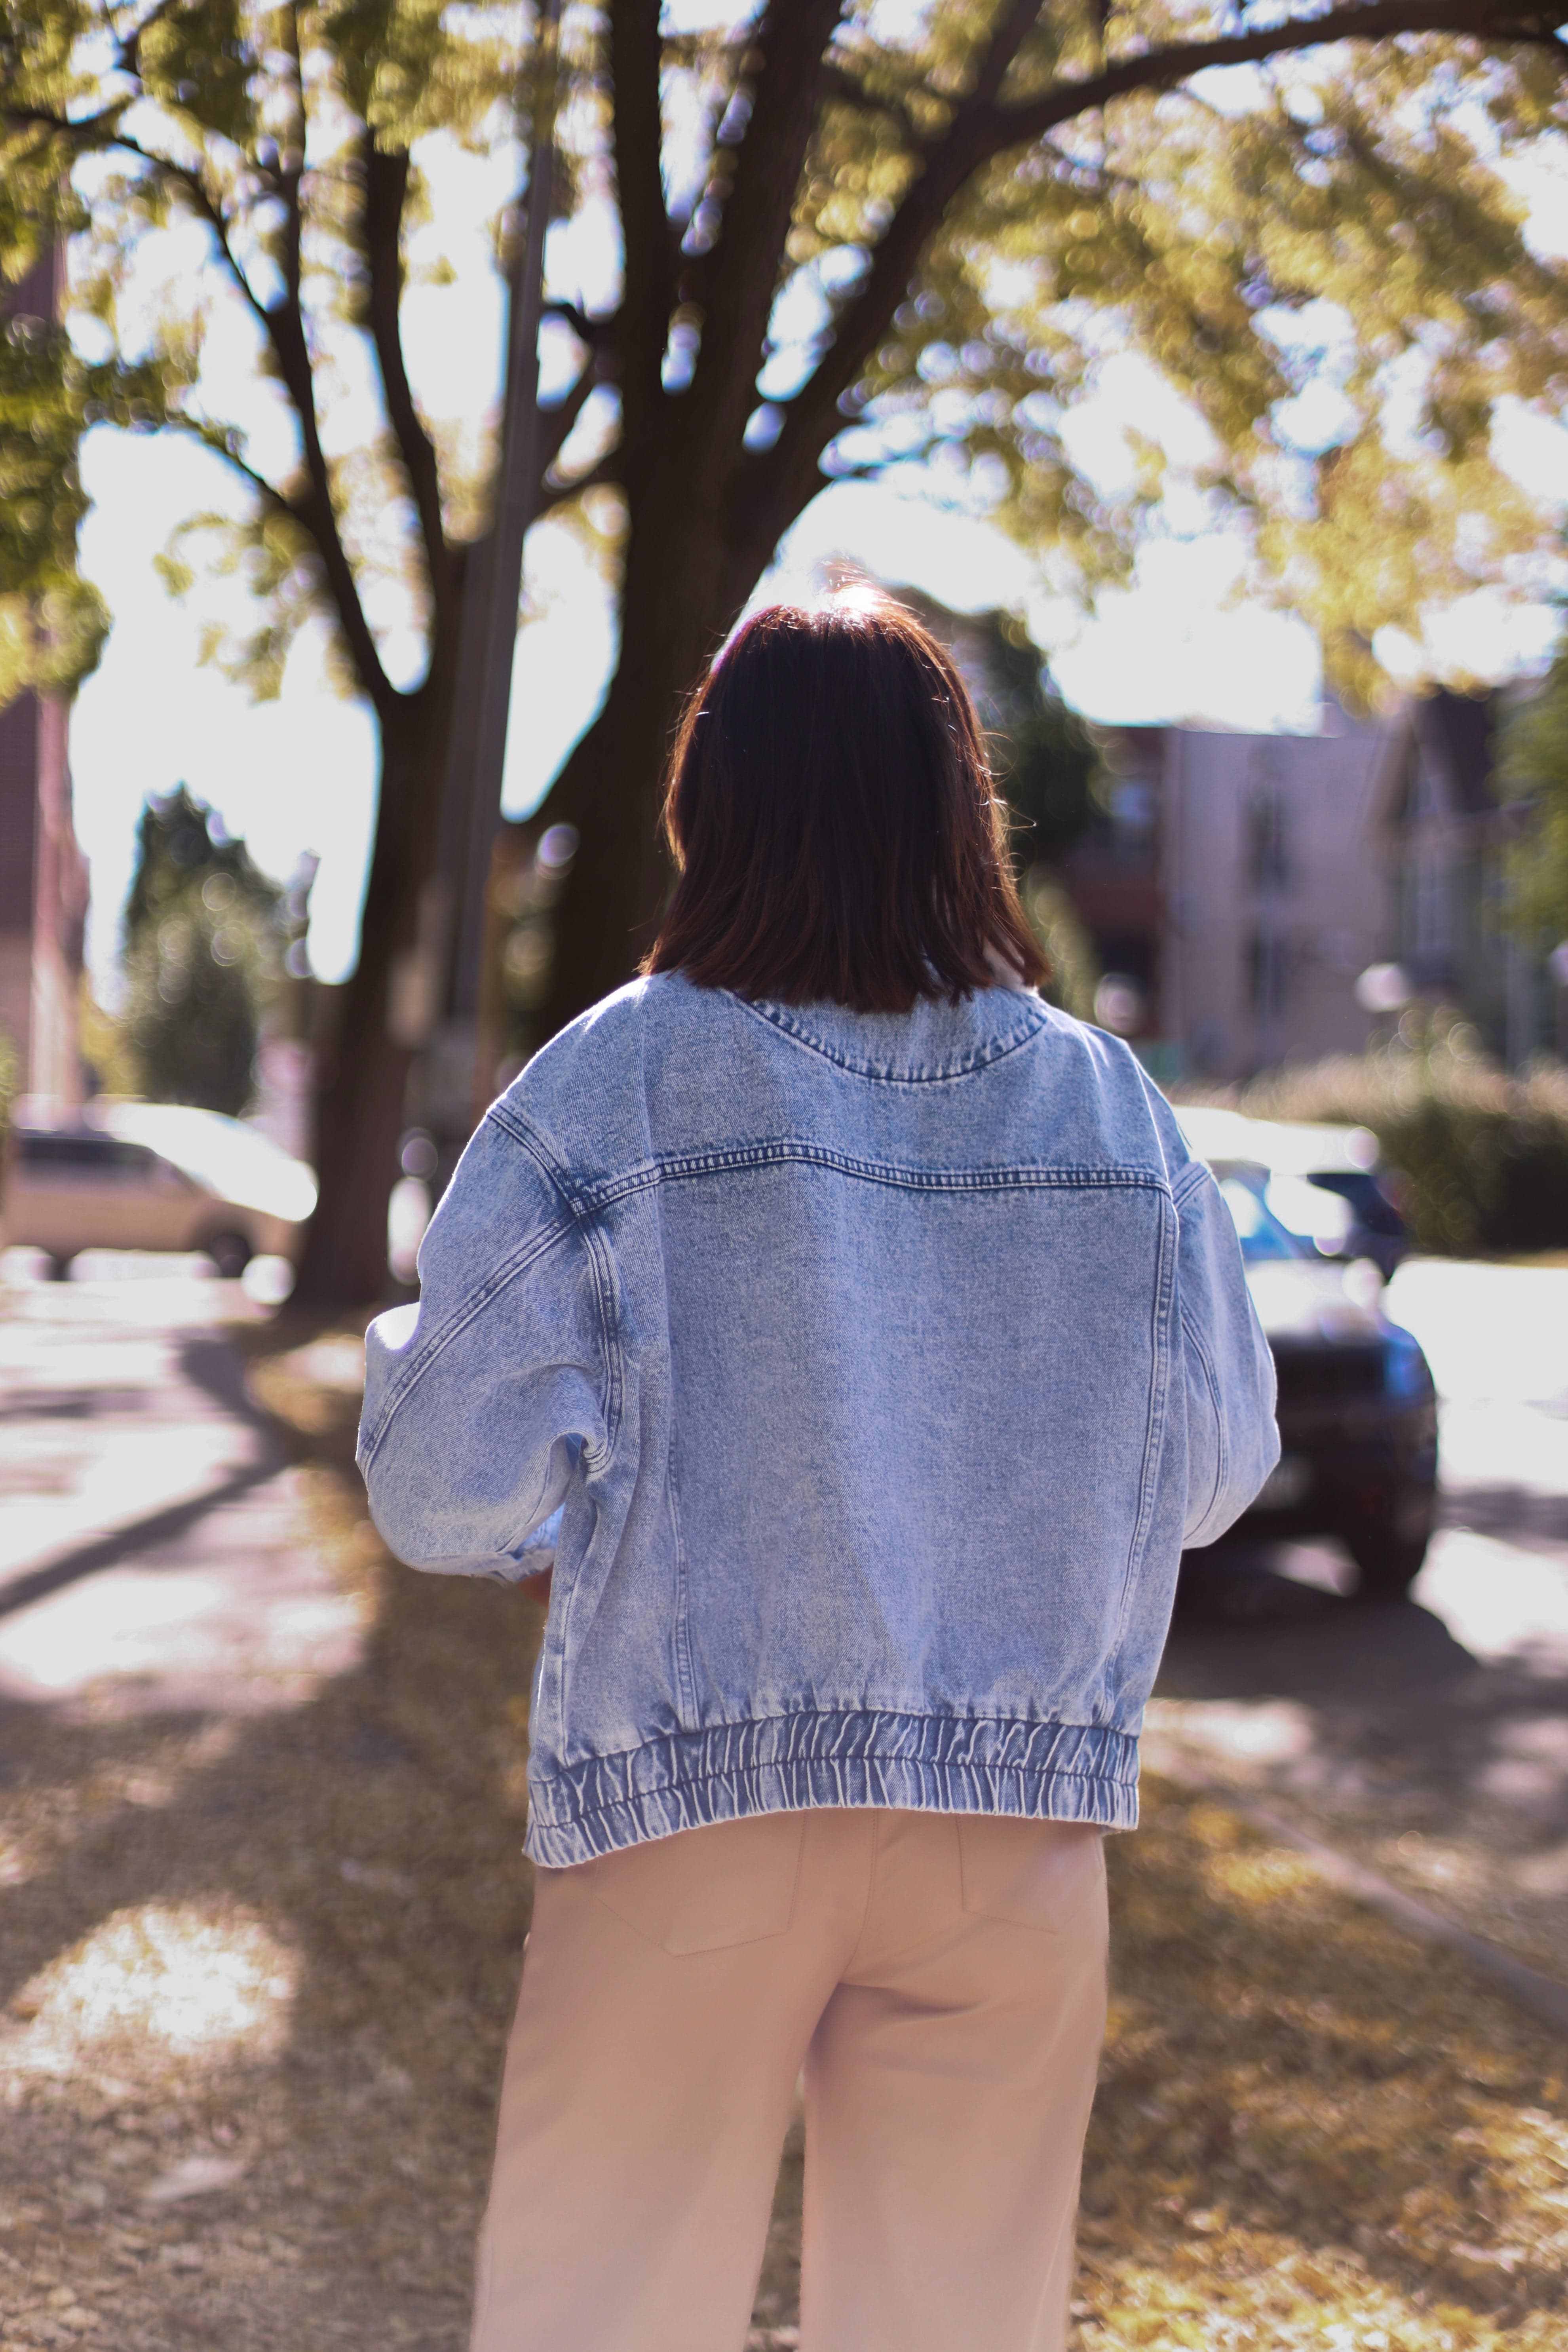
[{"x1": 642, "y1": 591, "x2": 1048, "y2": 1012}]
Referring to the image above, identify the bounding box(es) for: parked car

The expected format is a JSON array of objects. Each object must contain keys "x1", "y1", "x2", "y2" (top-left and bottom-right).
[
  {"x1": 1174, "y1": 1106, "x2": 1411, "y2": 1277},
  {"x1": 1295, "y1": 1161, "x2": 1411, "y2": 1282},
  {"x1": 1206, "y1": 1165, "x2": 1438, "y2": 1596},
  {"x1": 3, "y1": 1099, "x2": 317, "y2": 1278}
]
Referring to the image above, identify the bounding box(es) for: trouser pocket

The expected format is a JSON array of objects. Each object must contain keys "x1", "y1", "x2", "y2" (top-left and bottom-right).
[
  {"x1": 589, "y1": 1809, "x2": 807, "y2": 1954},
  {"x1": 957, "y1": 1815, "x2": 1105, "y2": 1932}
]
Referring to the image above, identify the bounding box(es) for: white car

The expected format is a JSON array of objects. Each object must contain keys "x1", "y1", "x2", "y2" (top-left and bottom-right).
[{"x1": 4, "y1": 1099, "x2": 317, "y2": 1278}]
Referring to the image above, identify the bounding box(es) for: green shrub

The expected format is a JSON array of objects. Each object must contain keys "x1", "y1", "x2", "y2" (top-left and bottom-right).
[
  {"x1": 1178, "y1": 1015, "x2": 1568, "y2": 1257},
  {"x1": 119, "y1": 787, "x2": 284, "y2": 1117},
  {"x1": 1022, "y1": 865, "x2": 1100, "y2": 1022}
]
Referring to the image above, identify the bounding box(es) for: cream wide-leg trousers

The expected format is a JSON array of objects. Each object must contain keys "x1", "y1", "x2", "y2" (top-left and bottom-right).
[{"x1": 469, "y1": 1805, "x2": 1108, "y2": 2352}]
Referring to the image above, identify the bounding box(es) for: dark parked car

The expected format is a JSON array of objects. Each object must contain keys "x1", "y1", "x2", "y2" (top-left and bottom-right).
[
  {"x1": 1302, "y1": 1166, "x2": 1412, "y2": 1280},
  {"x1": 1214, "y1": 1168, "x2": 1438, "y2": 1595}
]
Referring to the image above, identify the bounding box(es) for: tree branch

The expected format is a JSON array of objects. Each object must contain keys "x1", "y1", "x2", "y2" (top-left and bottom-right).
[
  {"x1": 360, "y1": 139, "x2": 452, "y2": 620},
  {"x1": 159, "y1": 416, "x2": 414, "y2": 720},
  {"x1": 748, "y1": 0, "x2": 1564, "y2": 536},
  {"x1": 965, "y1": 0, "x2": 1049, "y2": 114},
  {"x1": 534, "y1": 449, "x2": 622, "y2": 517},
  {"x1": 608, "y1": 0, "x2": 673, "y2": 444},
  {"x1": 116, "y1": 135, "x2": 274, "y2": 332},
  {"x1": 807, "y1": 1, "x2": 1045, "y2": 173},
  {"x1": 260, "y1": 298, "x2": 396, "y2": 723},
  {"x1": 6, "y1": 51, "x2": 394, "y2": 721},
  {"x1": 236, "y1": 14, "x2": 393, "y2": 724},
  {"x1": 543, "y1": 297, "x2": 615, "y2": 350},
  {"x1": 682, "y1": 0, "x2": 847, "y2": 448},
  {"x1": 0, "y1": 98, "x2": 124, "y2": 144},
  {"x1": 0, "y1": 107, "x2": 274, "y2": 334},
  {"x1": 539, "y1": 357, "x2": 610, "y2": 481},
  {"x1": 982, "y1": 0, "x2": 1567, "y2": 146},
  {"x1": 157, "y1": 412, "x2": 302, "y2": 520},
  {"x1": 277, "y1": 4, "x2": 305, "y2": 310}
]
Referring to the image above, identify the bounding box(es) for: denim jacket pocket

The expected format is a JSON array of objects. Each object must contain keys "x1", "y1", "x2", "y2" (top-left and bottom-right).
[
  {"x1": 589, "y1": 1810, "x2": 806, "y2": 1954},
  {"x1": 957, "y1": 1816, "x2": 1105, "y2": 1932}
]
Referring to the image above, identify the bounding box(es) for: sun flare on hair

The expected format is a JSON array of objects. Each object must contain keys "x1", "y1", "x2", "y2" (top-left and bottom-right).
[{"x1": 811, "y1": 576, "x2": 890, "y2": 622}]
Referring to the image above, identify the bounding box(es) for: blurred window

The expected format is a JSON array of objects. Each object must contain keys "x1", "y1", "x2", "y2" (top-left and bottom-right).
[
  {"x1": 1246, "y1": 930, "x2": 1289, "y2": 1021},
  {"x1": 1265, "y1": 1171, "x2": 1353, "y2": 1253},
  {"x1": 1245, "y1": 784, "x2": 1290, "y2": 890},
  {"x1": 1217, "y1": 1176, "x2": 1304, "y2": 1262},
  {"x1": 1109, "y1": 778, "x2": 1155, "y2": 839},
  {"x1": 17, "y1": 1133, "x2": 158, "y2": 1179}
]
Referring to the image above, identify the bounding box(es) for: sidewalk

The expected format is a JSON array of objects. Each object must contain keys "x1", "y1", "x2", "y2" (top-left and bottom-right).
[
  {"x1": 0, "y1": 1273, "x2": 364, "y2": 1721},
  {"x1": 0, "y1": 1266, "x2": 530, "y2": 2352},
  {"x1": 2, "y1": 1262, "x2": 1565, "y2": 2351}
]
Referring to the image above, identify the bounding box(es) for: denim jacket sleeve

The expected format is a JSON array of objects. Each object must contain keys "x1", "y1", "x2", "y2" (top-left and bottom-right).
[
  {"x1": 1170, "y1": 1157, "x2": 1281, "y2": 1546},
  {"x1": 355, "y1": 1113, "x2": 607, "y2": 1580}
]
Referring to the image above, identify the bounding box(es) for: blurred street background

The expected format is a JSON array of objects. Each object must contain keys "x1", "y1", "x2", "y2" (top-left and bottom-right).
[
  {"x1": 6, "y1": 0, "x2": 1568, "y2": 2345},
  {"x1": 2, "y1": 1247, "x2": 1566, "y2": 2350},
  {"x1": 1152, "y1": 1259, "x2": 1568, "y2": 1984},
  {"x1": 4, "y1": 1257, "x2": 1566, "y2": 1970}
]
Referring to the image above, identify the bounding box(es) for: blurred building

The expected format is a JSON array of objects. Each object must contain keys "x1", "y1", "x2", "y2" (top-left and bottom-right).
[
  {"x1": 852, "y1": 571, "x2": 1554, "y2": 1077},
  {"x1": 1088, "y1": 690, "x2": 1558, "y2": 1080},
  {"x1": 1372, "y1": 688, "x2": 1549, "y2": 1066},
  {"x1": 1058, "y1": 746, "x2": 1166, "y2": 1055},
  {"x1": 1089, "y1": 707, "x2": 1389, "y2": 1082},
  {"x1": 0, "y1": 245, "x2": 86, "y2": 1110}
]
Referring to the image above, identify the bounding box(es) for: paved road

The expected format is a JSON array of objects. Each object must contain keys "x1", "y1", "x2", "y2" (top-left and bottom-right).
[
  {"x1": 2, "y1": 1251, "x2": 1563, "y2": 1981},
  {"x1": 0, "y1": 1258, "x2": 364, "y2": 1724},
  {"x1": 1148, "y1": 1259, "x2": 1568, "y2": 1983}
]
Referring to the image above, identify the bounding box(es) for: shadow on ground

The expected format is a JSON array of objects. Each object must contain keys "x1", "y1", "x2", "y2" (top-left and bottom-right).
[
  {"x1": 2, "y1": 1328, "x2": 1565, "y2": 2351},
  {"x1": 1155, "y1": 1537, "x2": 1568, "y2": 1983},
  {"x1": 0, "y1": 1314, "x2": 540, "y2": 2352}
]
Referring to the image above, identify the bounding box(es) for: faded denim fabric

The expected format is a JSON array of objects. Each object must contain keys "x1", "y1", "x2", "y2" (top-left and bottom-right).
[{"x1": 358, "y1": 976, "x2": 1278, "y2": 1866}]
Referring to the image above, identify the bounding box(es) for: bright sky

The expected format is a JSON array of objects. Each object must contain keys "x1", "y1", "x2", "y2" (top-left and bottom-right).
[{"x1": 67, "y1": 24, "x2": 1568, "y2": 991}]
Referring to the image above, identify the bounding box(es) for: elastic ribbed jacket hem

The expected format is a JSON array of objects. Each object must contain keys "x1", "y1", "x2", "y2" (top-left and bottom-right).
[{"x1": 522, "y1": 1709, "x2": 1140, "y2": 1867}]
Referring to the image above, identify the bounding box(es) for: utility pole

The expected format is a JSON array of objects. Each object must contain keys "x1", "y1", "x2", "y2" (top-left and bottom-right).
[{"x1": 450, "y1": 0, "x2": 564, "y2": 1066}]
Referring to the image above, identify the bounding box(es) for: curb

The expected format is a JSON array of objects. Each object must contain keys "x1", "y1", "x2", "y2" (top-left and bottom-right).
[{"x1": 1234, "y1": 1799, "x2": 1568, "y2": 2040}]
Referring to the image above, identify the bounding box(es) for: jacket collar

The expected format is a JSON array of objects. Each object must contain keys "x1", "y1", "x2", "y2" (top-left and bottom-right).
[{"x1": 730, "y1": 987, "x2": 1051, "y2": 1083}]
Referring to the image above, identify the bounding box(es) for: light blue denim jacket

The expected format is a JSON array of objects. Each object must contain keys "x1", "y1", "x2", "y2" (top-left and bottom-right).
[{"x1": 359, "y1": 975, "x2": 1278, "y2": 1865}]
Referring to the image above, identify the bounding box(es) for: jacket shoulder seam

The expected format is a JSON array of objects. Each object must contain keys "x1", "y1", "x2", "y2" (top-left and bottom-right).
[
  {"x1": 1171, "y1": 1159, "x2": 1210, "y2": 1208},
  {"x1": 359, "y1": 1101, "x2": 595, "y2": 1470},
  {"x1": 487, "y1": 1100, "x2": 625, "y2": 1462},
  {"x1": 1106, "y1": 1184, "x2": 1180, "y2": 1669},
  {"x1": 1177, "y1": 1300, "x2": 1228, "y2": 1536},
  {"x1": 358, "y1": 1211, "x2": 580, "y2": 1470},
  {"x1": 486, "y1": 1099, "x2": 581, "y2": 1204}
]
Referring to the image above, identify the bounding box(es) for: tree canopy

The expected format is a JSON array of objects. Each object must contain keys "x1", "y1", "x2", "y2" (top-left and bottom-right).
[
  {"x1": 1500, "y1": 650, "x2": 1568, "y2": 945},
  {"x1": 2, "y1": 1, "x2": 1566, "y2": 712},
  {"x1": 908, "y1": 598, "x2": 1102, "y2": 864}
]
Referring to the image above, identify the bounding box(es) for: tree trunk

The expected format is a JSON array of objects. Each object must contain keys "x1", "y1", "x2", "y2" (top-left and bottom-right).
[
  {"x1": 533, "y1": 498, "x2": 758, "y2": 1036},
  {"x1": 538, "y1": 671, "x2": 683, "y2": 1023},
  {"x1": 293, "y1": 677, "x2": 455, "y2": 1306}
]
